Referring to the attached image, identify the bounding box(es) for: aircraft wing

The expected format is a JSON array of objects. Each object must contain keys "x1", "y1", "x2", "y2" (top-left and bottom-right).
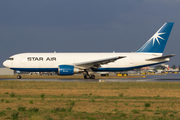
[
  {"x1": 146, "y1": 54, "x2": 176, "y2": 61},
  {"x1": 75, "y1": 56, "x2": 126, "y2": 69}
]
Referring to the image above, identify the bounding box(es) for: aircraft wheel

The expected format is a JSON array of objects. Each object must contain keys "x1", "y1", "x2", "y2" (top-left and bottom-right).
[
  {"x1": 17, "y1": 75, "x2": 21, "y2": 79},
  {"x1": 84, "y1": 75, "x2": 89, "y2": 79},
  {"x1": 90, "y1": 75, "x2": 95, "y2": 79}
]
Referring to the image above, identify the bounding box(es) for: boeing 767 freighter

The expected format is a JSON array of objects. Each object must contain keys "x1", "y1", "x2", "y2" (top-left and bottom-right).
[{"x1": 3, "y1": 22, "x2": 175, "y2": 79}]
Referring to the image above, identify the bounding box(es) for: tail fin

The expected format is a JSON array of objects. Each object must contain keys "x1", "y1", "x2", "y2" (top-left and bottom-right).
[{"x1": 136, "y1": 22, "x2": 174, "y2": 54}]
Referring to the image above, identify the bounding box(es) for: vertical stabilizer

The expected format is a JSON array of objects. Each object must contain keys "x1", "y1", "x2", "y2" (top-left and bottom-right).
[{"x1": 136, "y1": 22, "x2": 174, "y2": 54}]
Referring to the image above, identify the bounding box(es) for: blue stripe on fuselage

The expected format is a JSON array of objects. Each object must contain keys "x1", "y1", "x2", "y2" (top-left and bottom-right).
[{"x1": 11, "y1": 68, "x2": 58, "y2": 72}]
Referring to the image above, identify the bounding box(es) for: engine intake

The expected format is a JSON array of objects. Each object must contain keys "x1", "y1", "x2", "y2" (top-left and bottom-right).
[{"x1": 58, "y1": 65, "x2": 83, "y2": 75}]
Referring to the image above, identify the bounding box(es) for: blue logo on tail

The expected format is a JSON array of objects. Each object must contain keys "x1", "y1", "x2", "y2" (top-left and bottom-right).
[{"x1": 136, "y1": 22, "x2": 174, "y2": 53}]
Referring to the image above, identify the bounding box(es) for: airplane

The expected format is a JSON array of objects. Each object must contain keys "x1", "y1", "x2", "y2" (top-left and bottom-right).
[{"x1": 3, "y1": 22, "x2": 175, "y2": 79}]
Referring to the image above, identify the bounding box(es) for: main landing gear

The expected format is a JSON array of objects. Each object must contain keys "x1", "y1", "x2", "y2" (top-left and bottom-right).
[
  {"x1": 84, "y1": 70, "x2": 95, "y2": 79},
  {"x1": 84, "y1": 74, "x2": 95, "y2": 79}
]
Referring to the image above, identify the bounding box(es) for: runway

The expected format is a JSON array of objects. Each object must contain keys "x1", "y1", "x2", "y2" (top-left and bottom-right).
[{"x1": 1, "y1": 74, "x2": 180, "y2": 82}]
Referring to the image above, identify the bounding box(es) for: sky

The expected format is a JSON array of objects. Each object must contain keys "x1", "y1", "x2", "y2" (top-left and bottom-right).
[{"x1": 0, "y1": 0, "x2": 180, "y2": 68}]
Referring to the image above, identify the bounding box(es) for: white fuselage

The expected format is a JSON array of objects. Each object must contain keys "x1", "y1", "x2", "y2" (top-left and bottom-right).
[{"x1": 3, "y1": 52, "x2": 167, "y2": 73}]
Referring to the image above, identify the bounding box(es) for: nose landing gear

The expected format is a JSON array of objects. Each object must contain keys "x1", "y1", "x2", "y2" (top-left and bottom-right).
[{"x1": 17, "y1": 75, "x2": 21, "y2": 79}]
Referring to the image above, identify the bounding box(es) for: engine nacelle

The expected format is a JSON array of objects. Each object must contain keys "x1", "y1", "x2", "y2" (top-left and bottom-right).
[{"x1": 58, "y1": 65, "x2": 83, "y2": 75}]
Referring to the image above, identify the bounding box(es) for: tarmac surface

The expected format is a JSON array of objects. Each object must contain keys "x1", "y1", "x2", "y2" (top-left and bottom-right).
[{"x1": 1, "y1": 73, "x2": 180, "y2": 82}]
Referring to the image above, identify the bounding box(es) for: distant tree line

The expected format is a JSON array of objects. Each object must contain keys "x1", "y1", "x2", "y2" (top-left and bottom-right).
[
  {"x1": 155, "y1": 64, "x2": 179, "y2": 70},
  {"x1": 155, "y1": 65, "x2": 166, "y2": 70}
]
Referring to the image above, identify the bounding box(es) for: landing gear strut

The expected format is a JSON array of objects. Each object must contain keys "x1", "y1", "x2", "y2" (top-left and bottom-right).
[{"x1": 84, "y1": 70, "x2": 95, "y2": 79}]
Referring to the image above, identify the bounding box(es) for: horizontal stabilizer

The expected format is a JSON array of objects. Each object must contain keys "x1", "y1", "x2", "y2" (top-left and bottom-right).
[{"x1": 146, "y1": 54, "x2": 176, "y2": 61}]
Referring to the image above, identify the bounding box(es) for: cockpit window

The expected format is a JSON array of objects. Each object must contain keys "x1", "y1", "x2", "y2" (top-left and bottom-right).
[{"x1": 8, "y1": 58, "x2": 14, "y2": 60}]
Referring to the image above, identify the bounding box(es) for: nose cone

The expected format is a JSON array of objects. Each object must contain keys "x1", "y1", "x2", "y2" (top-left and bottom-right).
[{"x1": 3, "y1": 60, "x2": 9, "y2": 68}]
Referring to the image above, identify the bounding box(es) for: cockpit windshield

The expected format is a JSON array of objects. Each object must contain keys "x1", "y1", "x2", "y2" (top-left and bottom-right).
[{"x1": 8, "y1": 58, "x2": 14, "y2": 60}]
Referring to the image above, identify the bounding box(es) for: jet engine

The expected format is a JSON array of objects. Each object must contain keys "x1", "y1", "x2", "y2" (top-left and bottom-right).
[{"x1": 58, "y1": 65, "x2": 83, "y2": 75}]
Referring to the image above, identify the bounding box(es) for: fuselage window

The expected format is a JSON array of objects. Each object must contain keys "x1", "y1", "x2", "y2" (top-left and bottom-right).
[{"x1": 8, "y1": 58, "x2": 14, "y2": 60}]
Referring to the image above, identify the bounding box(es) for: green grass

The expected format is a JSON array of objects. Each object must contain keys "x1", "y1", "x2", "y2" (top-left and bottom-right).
[
  {"x1": 144, "y1": 102, "x2": 151, "y2": 107},
  {"x1": 29, "y1": 100, "x2": 33, "y2": 104},
  {"x1": 51, "y1": 107, "x2": 61, "y2": 113},
  {"x1": 44, "y1": 115, "x2": 53, "y2": 120},
  {"x1": 17, "y1": 106, "x2": 26, "y2": 112},
  {"x1": 1, "y1": 81, "x2": 179, "y2": 89},
  {"x1": 5, "y1": 100, "x2": 9, "y2": 103},
  {"x1": 70, "y1": 101, "x2": 75, "y2": 106},
  {"x1": 17, "y1": 96, "x2": 21, "y2": 100},
  {"x1": 131, "y1": 109, "x2": 140, "y2": 114},
  {"x1": 0, "y1": 81, "x2": 180, "y2": 119},
  {"x1": 119, "y1": 93, "x2": 124, "y2": 97},
  {"x1": 41, "y1": 93, "x2": 45, "y2": 99},
  {"x1": 11, "y1": 112, "x2": 19, "y2": 120},
  {"x1": 28, "y1": 107, "x2": 39, "y2": 113},
  {"x1": 6, "y1": 107, "x2": 11, "y2": 110},
  {"x1": 0, "y1": 110, "x2": 6, "y2": 117},
  {"x1": 91, "y1": 99, "x2": 95, "y2": 102},
  {"x1": 10, "y1": 92, "x2": 15, "y2": 97}
]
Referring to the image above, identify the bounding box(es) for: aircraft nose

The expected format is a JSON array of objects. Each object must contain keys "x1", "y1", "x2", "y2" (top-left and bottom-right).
[{"x1": 3, "y1": 60, "x2": 9, "y2": 67}]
